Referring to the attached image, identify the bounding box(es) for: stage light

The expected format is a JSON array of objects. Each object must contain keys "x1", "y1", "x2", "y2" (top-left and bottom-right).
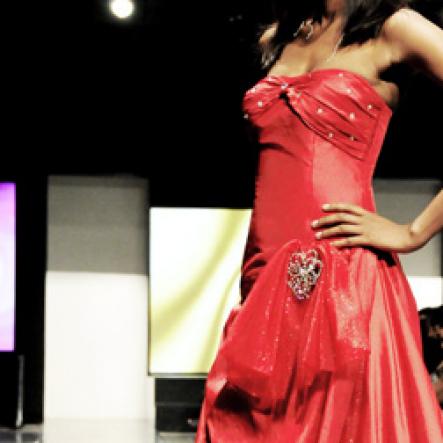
[{"x1": 109, "y1": 0, "x2": 135, "y2": 19}]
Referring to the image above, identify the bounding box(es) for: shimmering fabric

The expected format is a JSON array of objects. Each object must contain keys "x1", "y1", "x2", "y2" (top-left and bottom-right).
[{"x1": 195, "y1": 68, "x2": 443, "y2": 442}]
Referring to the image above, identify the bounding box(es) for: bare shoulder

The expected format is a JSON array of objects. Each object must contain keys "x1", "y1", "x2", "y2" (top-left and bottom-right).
[
  {"x1": 381, "y1": 6, "x2": 421, "y2": 29},
  {"x1": 258, "y1": 22, "x2": 278, "y2": 46},
  {"x1": 380, "y1": 7, "x2": 420, "y2": 51},
  {"x1": 380, "y1": 7, "x2": 443, "y2": 67},
  {"x1": 380, "y1": 6, "x2": 432, "y2": 40}
]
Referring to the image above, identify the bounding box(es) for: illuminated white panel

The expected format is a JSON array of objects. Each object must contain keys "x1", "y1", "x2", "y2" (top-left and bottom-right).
[
  {"x1": 149, "y1": 207, "x2": 251, "y2": 374},
  {"x1": 407, "y1": 276, "x2": 442, "y2": 311}
]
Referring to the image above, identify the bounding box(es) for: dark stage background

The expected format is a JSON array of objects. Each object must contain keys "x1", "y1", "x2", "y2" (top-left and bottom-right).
[{"x1": 15, "y1": 0, "x2": 443, "y2": 206}]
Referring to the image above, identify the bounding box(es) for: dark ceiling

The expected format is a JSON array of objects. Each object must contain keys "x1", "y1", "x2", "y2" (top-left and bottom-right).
[{"x1": 8, "y1": 0, "x2": 443, "y2": 205}]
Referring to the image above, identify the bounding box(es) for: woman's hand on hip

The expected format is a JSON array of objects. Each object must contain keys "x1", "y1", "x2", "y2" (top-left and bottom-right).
[{"x1": 311, "y1": 202, "x2": 427, "y2": 253}]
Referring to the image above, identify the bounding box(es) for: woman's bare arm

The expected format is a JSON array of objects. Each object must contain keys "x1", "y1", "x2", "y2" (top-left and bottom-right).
[
  {"x1": 381, "y1": 7, "x2": 443, "y2": 84},
  {"x1": 312, "y1": 189, "x2": 443, "y2": 252}
]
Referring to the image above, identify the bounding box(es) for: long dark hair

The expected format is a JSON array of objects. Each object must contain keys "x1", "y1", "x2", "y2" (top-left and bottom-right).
[{"x1": 260, "y1": 0, "x2": 441, "y2": 70}]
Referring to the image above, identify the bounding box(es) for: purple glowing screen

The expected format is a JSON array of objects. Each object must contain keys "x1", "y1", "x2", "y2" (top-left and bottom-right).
[{"x1": 0, "y1": 183, "x2": 15, "y2": 351}]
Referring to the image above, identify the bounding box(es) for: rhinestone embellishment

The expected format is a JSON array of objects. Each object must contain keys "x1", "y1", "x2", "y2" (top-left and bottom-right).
[{"x1": 287, "y1": 249, "x2": 323, "y2": 300}]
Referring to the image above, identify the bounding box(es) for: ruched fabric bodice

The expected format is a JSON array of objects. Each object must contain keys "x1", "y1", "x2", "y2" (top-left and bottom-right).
[{"x1": 240, "y1": 68, "x2": 393, "y2": 301}]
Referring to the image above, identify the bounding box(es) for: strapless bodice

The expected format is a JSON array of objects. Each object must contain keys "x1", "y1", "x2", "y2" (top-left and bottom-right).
[
  {"x1": 243, "y1": 68, "x2": 392, "y2": 163},
  {"x1": 239, "y1": 68, "x2": 393, "y2": 300}
]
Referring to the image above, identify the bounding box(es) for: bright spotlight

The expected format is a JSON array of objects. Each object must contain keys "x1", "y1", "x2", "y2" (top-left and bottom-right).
[{"x1": 109, "y1": 0, "x2": 135, "y2": 19}]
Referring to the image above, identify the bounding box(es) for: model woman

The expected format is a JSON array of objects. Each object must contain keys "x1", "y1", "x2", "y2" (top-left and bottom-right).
[{"x1": 195, "y1": 0, "x2": 443, "y2": 441}]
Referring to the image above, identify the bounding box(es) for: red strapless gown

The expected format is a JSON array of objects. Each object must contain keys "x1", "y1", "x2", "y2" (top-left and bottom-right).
[{"x1": 195, "y1": 68, "x2": 443, "y2": 442}]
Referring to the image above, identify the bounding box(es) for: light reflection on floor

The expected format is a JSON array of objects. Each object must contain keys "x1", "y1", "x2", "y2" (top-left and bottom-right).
[{"x1": 0, "y1": 419, "x2": 196, "y2": 443}]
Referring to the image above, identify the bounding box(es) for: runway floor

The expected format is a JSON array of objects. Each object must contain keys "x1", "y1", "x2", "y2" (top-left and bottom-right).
[{"x1": 0, "y1": 419, "x2": 196, "y2": 443}]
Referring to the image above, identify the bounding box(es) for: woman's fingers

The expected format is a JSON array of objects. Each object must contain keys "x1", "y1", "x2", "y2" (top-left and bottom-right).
[
  {"x1": 321, "y1": 202, "x2": 368, "y2": 216},
  {"x1": 330, "y1": 235, "x2": 368, "y2": 248},
  {"x1": 315, "y1": 223, "x2": 362, "y2": 239},
  {"x1": 312, "y1": 212, "x2": 361, "y2": 228}
]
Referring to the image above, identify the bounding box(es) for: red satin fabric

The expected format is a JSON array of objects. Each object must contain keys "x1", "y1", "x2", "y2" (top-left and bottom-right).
[{"x1": 195, "y1": 68, "x2": 443, "y2": 442}]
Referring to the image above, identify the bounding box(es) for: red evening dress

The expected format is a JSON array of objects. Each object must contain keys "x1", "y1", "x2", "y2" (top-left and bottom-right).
[{"x1": 195, "y1": 68, "x2": 443, "y2": 443}]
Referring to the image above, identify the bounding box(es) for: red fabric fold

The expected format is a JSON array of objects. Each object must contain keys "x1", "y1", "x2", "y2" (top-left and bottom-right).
[{"x1": 205, "y1": 238, "x2": 370, "y2": 415}]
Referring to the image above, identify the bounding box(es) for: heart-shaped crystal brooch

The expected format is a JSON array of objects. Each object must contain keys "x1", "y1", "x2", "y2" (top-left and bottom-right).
[{"x1": 287, "y1": 248, "x2": 323, "y2": 300}]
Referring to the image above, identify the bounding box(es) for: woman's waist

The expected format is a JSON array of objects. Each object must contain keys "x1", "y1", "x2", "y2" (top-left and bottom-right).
[
  {"x1": 252, "y1": 188, "x2": 376, "y2": 219},
  {"x1": 246, "y1": 193, "x2": 375, "y2": 255}
]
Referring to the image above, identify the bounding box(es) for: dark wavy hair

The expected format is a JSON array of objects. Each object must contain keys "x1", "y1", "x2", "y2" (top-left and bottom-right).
[{"x1": 260, "y1": 0, "x2": 443, "y2": 69}]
